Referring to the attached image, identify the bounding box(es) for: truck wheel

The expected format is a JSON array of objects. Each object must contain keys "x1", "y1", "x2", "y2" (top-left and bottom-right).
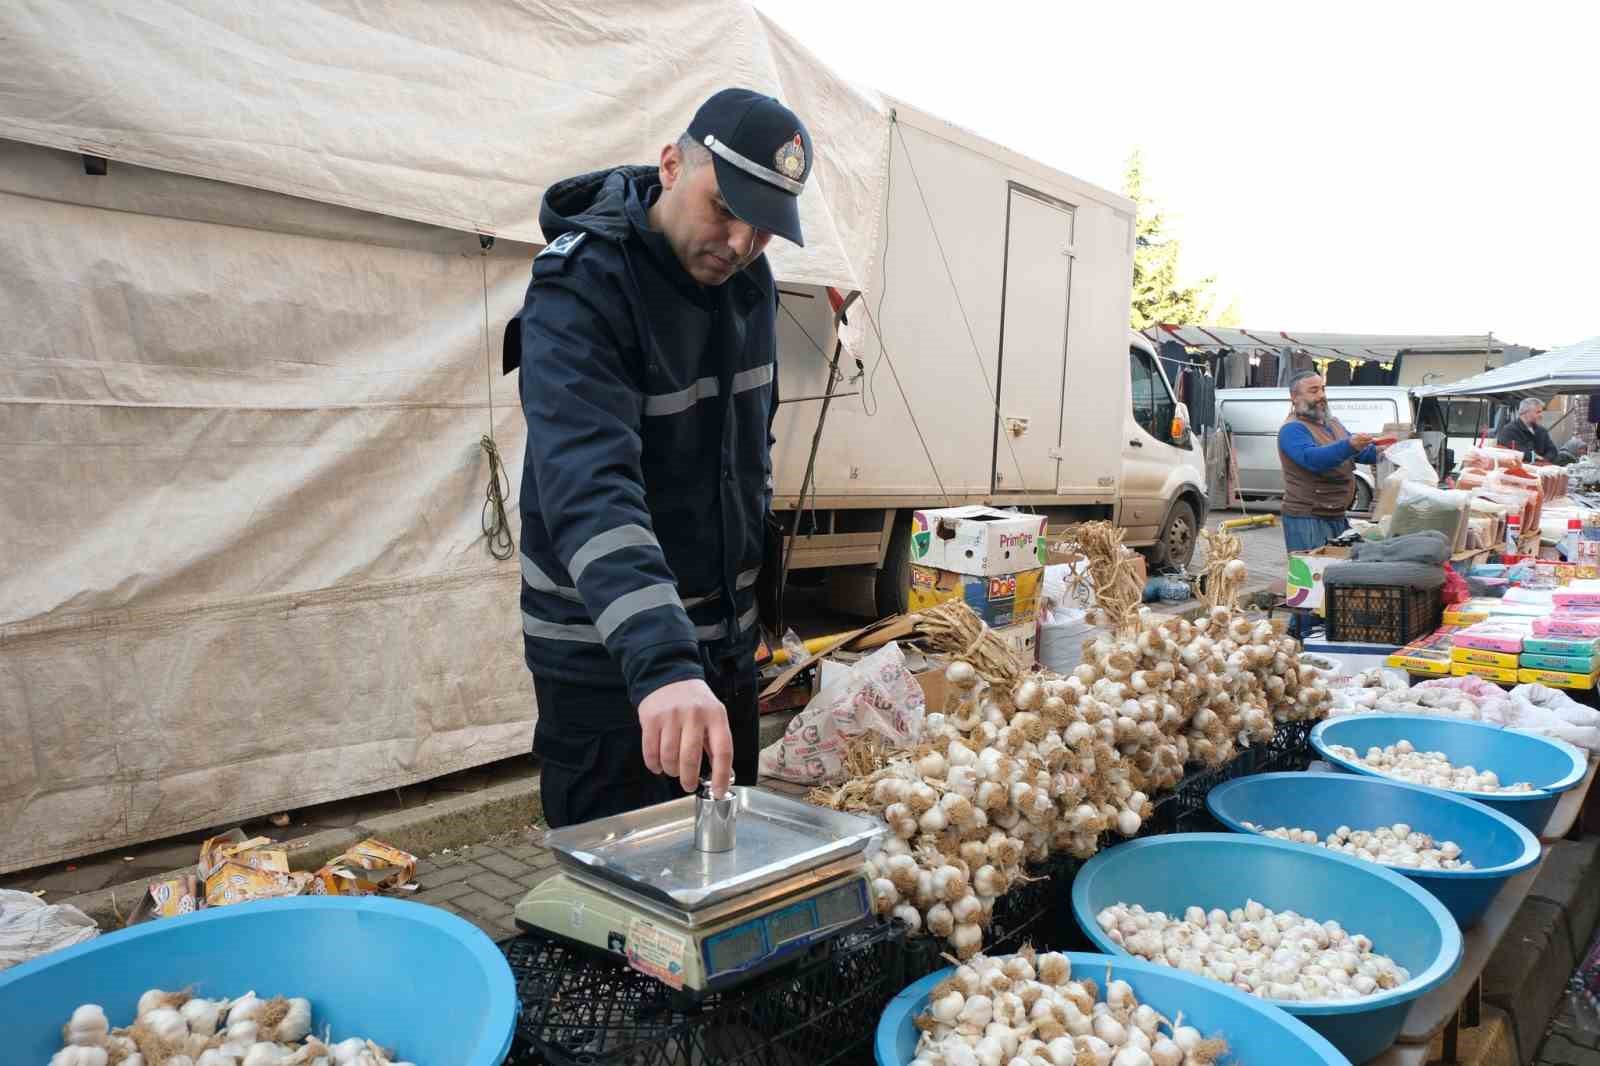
[
  {"x1": 1151, "y1": 499, "x2": 1198, "y2": 569},
  {"x1": 875, "y1": 513, "x2": 912, "y2": 617},
  {"x1": 1353, "y1": 480, "x2": 1373, "y2": 513}
]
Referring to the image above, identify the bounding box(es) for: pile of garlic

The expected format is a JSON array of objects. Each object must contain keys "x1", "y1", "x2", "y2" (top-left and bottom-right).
[
  {"x1": 850, "y1": 606, "x2": 1331, "y2": 958},
  {"x1": 1243, "y1": 821, "x2": 1472, "y2": 870},
  {"x1": 1097, "y1": 900, "x2": 1409, "y2": 1002},
  {"x1": 50, "y1": 989, "x2": 414, "y2": 1066},
  {"x1": 1328, "y1": 740, "x2": 1535, "y2": 794},
  {"x1": 910, "y1": 947, "x2": 1230, "y2": 1066}
]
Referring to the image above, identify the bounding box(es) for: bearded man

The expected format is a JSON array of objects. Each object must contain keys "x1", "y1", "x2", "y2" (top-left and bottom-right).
[{"x1": 1277, "y1": 369, "x2": 1378, "y2": 555}]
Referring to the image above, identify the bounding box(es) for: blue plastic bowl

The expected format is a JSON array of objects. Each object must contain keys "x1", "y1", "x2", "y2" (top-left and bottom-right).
[
  {"x1": 1072, "y1": 833, "x2": 1461, "y2": 1064},
  {"x1": 1311, "y1": 715, "x2": 1587, "y2": 834},
  {"x1": 876, "y1": 951, "x2": 1349, "y2": 1066},
  {"x1": 1207, "y1": 772, "x2": 1541, "y2": 928},
  {"x1": 0, "y1": 897, "x2": 518, "y2": 1065}
]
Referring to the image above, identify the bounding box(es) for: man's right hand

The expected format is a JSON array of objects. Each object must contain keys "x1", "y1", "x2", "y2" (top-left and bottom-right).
[
  {"x1": 1350, "y1": 433, "x2": 1375, "y2": 451},
  {"x1": 638, "y1": 679, "x2": 734, "y2": 796}
]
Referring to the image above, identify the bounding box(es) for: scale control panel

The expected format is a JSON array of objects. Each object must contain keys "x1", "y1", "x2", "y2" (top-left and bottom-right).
[{"x1": 701, "y1": 877, "x2": 869, "y2": 981}]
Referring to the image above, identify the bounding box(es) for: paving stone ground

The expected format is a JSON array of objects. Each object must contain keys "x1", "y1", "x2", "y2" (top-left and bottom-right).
[
  {"x1": 403, "y1": 828, "x2": 559, "y2": 942},
  {"x1": 1536, "y1": 965, "x2": 1600, "y2": 1064}
]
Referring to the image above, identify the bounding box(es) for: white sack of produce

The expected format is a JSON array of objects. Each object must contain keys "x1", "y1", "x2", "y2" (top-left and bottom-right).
[
  {"x1": 759, "y1": 642, "x2": 927, "y2": 784},
  {"x1": 0, "y1": 889, "x2": 98, "y2": 971},
  {"x1": 1507, "y1": 684, "x2": 1600, "y2": 752}
]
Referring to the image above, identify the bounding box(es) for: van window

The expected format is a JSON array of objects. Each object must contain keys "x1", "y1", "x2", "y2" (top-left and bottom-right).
[
  {"x1": 1444, "y1": 399, "x2": 1490, "y2": 437},
  {"x1": 1130, "y1": 347, "x2": 1176, "y2": 443}
]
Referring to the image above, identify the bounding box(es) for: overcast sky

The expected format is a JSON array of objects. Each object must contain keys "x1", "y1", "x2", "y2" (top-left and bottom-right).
[{"x1": 756, "y1": 0, "x2": 1596, "y2": 350}]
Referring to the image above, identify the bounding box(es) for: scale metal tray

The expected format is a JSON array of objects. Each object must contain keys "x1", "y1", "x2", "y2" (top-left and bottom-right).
[{"x1": 541, "y1": 787, "x2": 882, "y2": 914}]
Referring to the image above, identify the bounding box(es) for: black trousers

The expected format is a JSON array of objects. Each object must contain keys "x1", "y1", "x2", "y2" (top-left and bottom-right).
[{"x1": 533, "y1": 669, "x2": 760, "y2": 829}]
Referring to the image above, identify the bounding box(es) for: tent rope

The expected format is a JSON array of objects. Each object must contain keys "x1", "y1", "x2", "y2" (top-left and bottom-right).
[{"x1": 479, "y1": 241, "x2": 514, "y2": 560}]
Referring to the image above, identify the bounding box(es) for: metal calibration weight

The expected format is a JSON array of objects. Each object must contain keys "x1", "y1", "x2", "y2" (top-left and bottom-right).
[{"x1": 694, "y1": 775, "x2": 738, "y2": 852}]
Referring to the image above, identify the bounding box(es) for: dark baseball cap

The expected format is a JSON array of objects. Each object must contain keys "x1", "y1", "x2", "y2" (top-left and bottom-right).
[{"x1": 687, "y1": 88, "x2": 813, "y2": 247}]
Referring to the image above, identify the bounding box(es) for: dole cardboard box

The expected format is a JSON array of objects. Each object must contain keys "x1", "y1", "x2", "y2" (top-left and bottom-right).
[
  {"x1": 911, "y1": 505, "x2": 1047, "y2": 577},
  {"x1": 993, "y1": 620, "x2": 1039, "y2": 664},
  {"x1": 907, "y1": 564, "x2": 1042, "y2": 628},
  {"x1": 1285, "y1": 545, "x2": 1352, "y2": 616}
]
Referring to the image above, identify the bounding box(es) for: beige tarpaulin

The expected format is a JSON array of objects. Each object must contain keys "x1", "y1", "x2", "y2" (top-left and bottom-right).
[{"x1": 0, "y1": 1, "x2": 889, "y2": 872}]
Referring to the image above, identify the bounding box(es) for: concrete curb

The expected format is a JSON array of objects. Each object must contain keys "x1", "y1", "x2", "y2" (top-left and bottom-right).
[
  {"x1": 59, "y1": 775, "x2": 545, "y2": 930},
  {"x1": 1482, "y1": 837, "x2": 1600, "y2": 1066}
]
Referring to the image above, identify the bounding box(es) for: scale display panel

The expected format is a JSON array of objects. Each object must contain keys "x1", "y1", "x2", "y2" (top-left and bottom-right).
[{"x1": 700, "y1": 878, "x2": 869, "y2": 979}]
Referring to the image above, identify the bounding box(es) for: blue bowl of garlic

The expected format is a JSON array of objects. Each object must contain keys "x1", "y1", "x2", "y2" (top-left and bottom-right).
[
  {"x1": 1311, "y1": 714, "x2": 1587, "y2": 834},
  {"x1": 1071, "y1": 833, "x2": 1461, "y2": 1064},
  {"x1": 876, "y1": 949, "x2": 1349, "y2": 1066},
  {"x1": 1207, "y1": 771, "x2": 1541, "y2": 928},
  {"x1": 0, "y1": 896, "x2": 518, "y2": 1066}
]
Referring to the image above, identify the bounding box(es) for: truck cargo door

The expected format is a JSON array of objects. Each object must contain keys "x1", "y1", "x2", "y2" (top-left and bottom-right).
[{"x1": 992, "y1": 187, "x2": 1074, "y2": 495}]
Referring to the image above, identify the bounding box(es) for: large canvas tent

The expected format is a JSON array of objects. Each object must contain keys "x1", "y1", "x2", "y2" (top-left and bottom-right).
[
  {"x1": 0, "y1": 1, "x2": 891, "y2": 873},
  {"x1": 1415, "y1": 336, "x2": 1600, "y2": 402}
]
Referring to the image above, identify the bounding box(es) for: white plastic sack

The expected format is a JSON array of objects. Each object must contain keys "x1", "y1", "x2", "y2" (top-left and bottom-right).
[
  {"x1": 758, "y1": 642, "x2": 926, "y2": 784},
  {"x1": 1383, "y1": 439, "x2": 1439, "y2": 485},
  {"x1": 1507, "y1": 684, "x2": 1600, "y2": 752},
  {"x1": 1039, "y1": 615, "x2": 1102, "y2": 674},
  {"x1": 0, "y1": 890, "x2": 98, "y2": 971}
]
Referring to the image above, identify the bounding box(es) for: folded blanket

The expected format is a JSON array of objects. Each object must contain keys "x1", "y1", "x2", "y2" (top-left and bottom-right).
[
  {"x1": 1323, "y1": 561, "x2": 1447, "y2": 590},
  {"x1": 1351, "y1": 530, "x2": 1452, "y2": 566}
]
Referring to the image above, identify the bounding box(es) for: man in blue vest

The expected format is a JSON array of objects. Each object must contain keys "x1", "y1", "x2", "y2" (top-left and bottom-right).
[{"x1": 503, "y1": 89, "x2": 812, "y2": 827}]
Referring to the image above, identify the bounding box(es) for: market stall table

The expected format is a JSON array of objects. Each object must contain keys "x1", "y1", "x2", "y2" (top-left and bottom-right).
[{"x1": 1356, "y1": 756, "x2": 1597, "y2": 1065}]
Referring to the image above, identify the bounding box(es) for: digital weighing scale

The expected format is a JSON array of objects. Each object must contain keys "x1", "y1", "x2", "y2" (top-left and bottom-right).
[{"x1": 514, "y1": 785, "x2": 884, "y2": 996}]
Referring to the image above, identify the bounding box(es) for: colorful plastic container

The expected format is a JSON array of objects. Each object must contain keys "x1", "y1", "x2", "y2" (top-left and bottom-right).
[
  {"x1": 1311, "y1": 714, "x2": 1588, "y2": 833},
  {"x1": 876, "y1": 951, "x2": 1349, "y2": 1066},
  {"x1": 0, "y1": 897, "x2": 518, "y2": 1066},
  {"x1": 1207, "y1": 772, "x2": 1542, "y2": 928},
  {"x1": 1071, "y1": 833, "x2": 1461, "y2": 1063}
]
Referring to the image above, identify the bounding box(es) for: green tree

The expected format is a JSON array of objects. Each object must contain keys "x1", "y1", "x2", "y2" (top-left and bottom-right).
[{"x1": 1124, "y1": 149, "x2": 1230, "y2": 329}]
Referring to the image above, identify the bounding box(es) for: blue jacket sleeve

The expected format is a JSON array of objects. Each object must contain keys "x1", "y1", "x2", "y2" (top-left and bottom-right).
[
  {"x1": 1354, "y1": 443, "x2": 1379, "y2": 464},
  {"x1": 520, "y1": 277, "x2": 705, "y2": 707},
  {"x1": 1278, "y1": 421, "x2": 1359, "y2": 473}
]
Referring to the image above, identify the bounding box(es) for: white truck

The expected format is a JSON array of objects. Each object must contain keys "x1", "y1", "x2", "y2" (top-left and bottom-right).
[{"x1": 767, "y1": 102, "x2": 1209, "y2": 614}]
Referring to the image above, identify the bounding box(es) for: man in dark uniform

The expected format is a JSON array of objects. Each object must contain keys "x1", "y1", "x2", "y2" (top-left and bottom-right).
[
  {"x1": 503, "y1": 89, "x2": 812, "y2": 828},
  {"x1": 1495, "y1": 398, "x2": 1560, "y2": 462}
]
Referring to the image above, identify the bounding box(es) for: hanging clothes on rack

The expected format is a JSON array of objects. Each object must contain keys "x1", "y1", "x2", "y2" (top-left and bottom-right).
[
  {"x1": 1324, "y1": 360, "x2": 1354, "y2": 386},
  {"x1": 1251, "y1": 350, "x2": 1279, "y2": 387},
  {"x1": 1278, "y1": 348, "x2": 1315, "y2": 385},
  {"x1": 1159, "y1": 339, "x2": 1188, "y2": 392},
  {"x1": 1223, "y1": 349, "x2": 1251, "y2": 390},
  {"x1": 1354, "y1": 359, "x2": 1386, "y2": 386}
]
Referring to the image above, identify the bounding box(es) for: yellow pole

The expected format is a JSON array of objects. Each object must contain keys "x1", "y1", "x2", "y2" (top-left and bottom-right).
[
  {"x1": 1218, "y1": 514, "x2": 1277, "y2": 531},
  {"x1": 767, "y1": 631, "x2": 860, "y2": 666}
]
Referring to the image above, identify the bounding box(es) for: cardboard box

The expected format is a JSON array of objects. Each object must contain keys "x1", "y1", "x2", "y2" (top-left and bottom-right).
[
  {"x1": 1450, "y1": 646, "x2": 1520, "y2": 669},
  {"x1": 311, "y1": 838, "x2": 418, "y2": 897},
  {"x1": 126, "y1": 875, "x2": 202, "y2": 926},
  {"x1": 1285, "y1": 546, "x2": 1352, "y2": 615},
  {"x1": 1517, "y1": 666, "x2": 1600, "y2": 690},
  {"x1": 908, "y1": 565, "x2": 1042, "y2": 628},
  {"x1": 911, "y1": 506, "x2": 1047, "y2": 577},
  {"x1": 1450, "y1": 661, "x2": 1520, "y2": 684}
]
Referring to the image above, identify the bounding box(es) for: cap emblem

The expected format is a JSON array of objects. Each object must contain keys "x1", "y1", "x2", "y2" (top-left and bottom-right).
[{"x1": 774, "y1": 134, "x2": 806, "y2": 179}]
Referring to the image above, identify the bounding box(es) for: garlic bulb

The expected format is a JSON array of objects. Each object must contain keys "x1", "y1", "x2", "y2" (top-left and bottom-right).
[
  {"x1": 914, "y1": 950, "x2": 1228, "y2": 1066},
  {"x1": 1329, "y1": 741, "x2": 1534, "y2": 793},
  {"x1": 1099, "y1": 899, "x2": 1408, "y2": 1001},
  {"x1": 51, "y1": 1050, "x2": 110, "y2": 1066},
  {"x1": 1245, "y1": 820, "x2": 1473, "y2": 870},
  {"x1": 64, "y1": 1003, "x2": 109, "y2": 1047}
]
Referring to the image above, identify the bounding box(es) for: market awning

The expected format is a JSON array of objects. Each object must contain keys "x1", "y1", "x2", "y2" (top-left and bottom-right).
[
  {"x1": 1141, "y1": 325, "x2": 1519, "y2": 364},
  {"x1": 1413, "y1": 335, "x2": 1600, "y2": 401}
]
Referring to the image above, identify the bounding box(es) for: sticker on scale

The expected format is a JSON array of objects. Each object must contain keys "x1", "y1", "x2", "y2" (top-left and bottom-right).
[{"x1": 625, "y1": 917, "x2": 689, "y2": 989}]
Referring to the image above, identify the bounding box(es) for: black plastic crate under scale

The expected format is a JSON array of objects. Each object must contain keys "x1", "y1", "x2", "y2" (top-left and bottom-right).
[
  {"x1": 1325, "y1": 582, "x2": 1443, "y2": 645},
  {"x1": 502, "y1": 919, "x2": 906, "y2": 1066}
]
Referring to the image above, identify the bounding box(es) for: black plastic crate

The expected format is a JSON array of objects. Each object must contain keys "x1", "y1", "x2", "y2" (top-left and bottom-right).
[
  {"x1": 503, "y1": 920, "x2": 905, "y2": 1066},
  {"x1": 1253, "y1": 718, "x2": 1315, "y2": 775},
  {"x1": 1326, "y1": 583, "x2": 1442, "y2": 645}
]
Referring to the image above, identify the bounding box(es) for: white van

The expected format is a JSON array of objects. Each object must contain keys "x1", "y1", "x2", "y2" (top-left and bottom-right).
[{"x1": 1217, "y1": 386, "x2": 1407, "y2": 510}]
